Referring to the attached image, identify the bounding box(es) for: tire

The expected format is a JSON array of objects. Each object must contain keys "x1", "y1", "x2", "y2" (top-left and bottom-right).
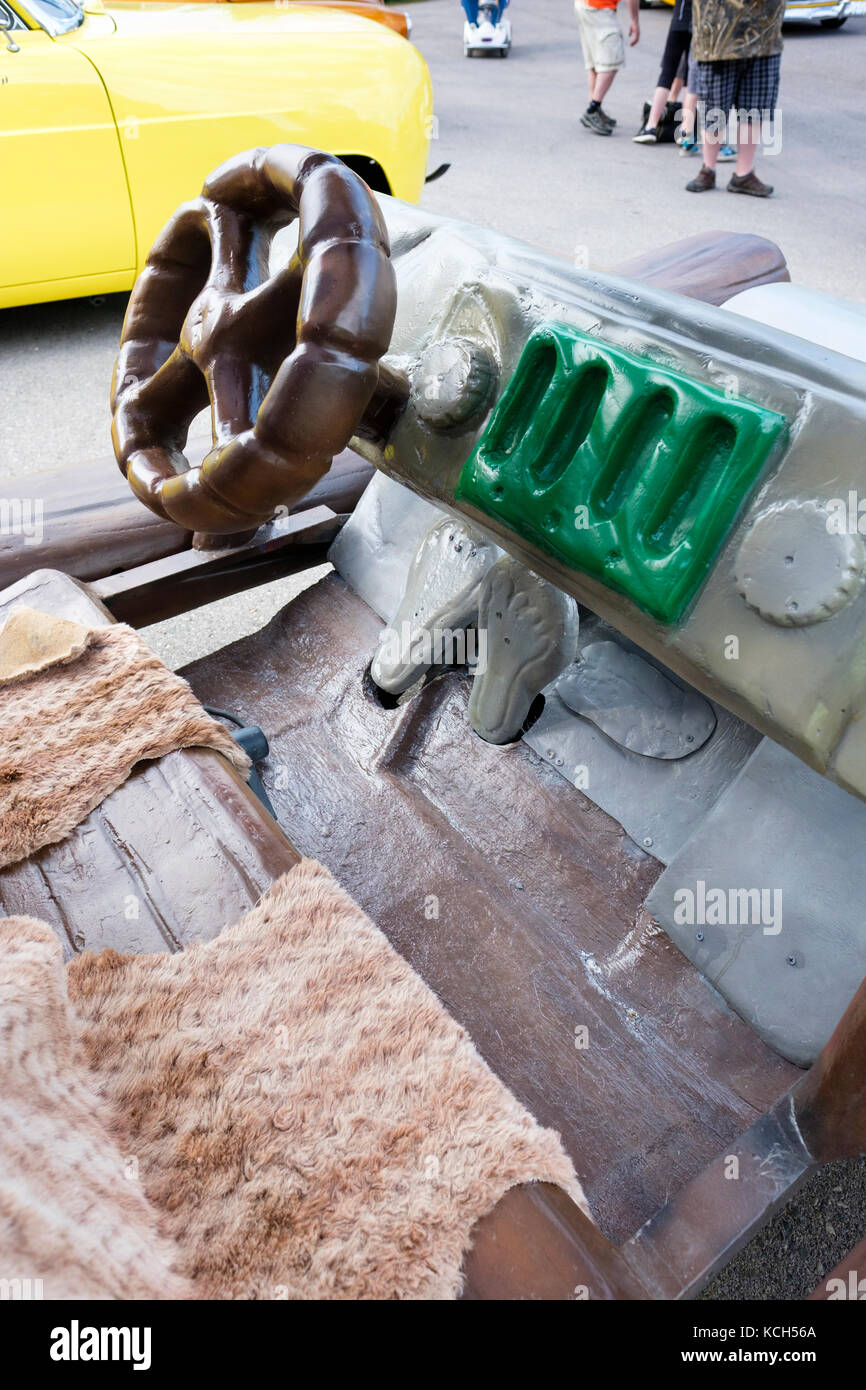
[{"x1": 820, "y1": 15, "x2": 847, "y2": 26}]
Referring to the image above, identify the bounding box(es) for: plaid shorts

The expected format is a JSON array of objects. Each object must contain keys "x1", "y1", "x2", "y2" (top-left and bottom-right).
[{"x1": 696, "y1": 54, "x2": 781, "y2": 121}]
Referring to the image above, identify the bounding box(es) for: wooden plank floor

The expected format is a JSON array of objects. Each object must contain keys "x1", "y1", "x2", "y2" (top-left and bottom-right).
[{"x1": 183, "y1": 572, "x2": 800, "y2": 1243}]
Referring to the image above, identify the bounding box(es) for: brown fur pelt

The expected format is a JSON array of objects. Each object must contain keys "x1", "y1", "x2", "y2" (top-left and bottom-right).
[
  {"x1": 0, "y1": 616, "x2": 249, "y2": 869},
  {"x1": 0, "y1": 916, "x2": 191, "y2": 1299},
  {"x1": 68, "y1": 859, "x2": 586, "y2": 1300}
]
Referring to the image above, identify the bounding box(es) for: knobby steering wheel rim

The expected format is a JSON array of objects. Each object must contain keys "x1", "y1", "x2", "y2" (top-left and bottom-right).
[{"x1": 111, "y1": 144, "x2": 398, "y2": 539}]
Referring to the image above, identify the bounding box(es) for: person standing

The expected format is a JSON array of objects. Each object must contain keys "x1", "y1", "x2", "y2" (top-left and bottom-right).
[
  {"x1": 575, "y1": 0, "x2": 640, "y2": 136},
  {"x1": 686, "y1": 0, "x2": 784, "y2": 197},
  {"x1": 678, "y1": 48, "x2": 702, "y2": 155},
  {"x1": 634, "y1": 0, "x2": 692, "y2": 144},
  {"x1": 633, "y1": 4, "x2": 735, "y2": 159},
  {"x1": 461, "y1": 0, "x2": 509, "y2": 22}
]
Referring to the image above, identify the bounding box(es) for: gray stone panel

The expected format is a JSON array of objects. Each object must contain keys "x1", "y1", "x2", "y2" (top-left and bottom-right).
[{"x1": 646, "y1": 737, "x2": 866, "y2": 1066}]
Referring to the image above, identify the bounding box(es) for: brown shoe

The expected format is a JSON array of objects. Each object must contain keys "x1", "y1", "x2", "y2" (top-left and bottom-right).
[
  {"x1": 686, "y1": 165, "x2": 716, "y2": 193},
  {"x1": 728, "y1": 171, "x2": 774, "y2": 198}
]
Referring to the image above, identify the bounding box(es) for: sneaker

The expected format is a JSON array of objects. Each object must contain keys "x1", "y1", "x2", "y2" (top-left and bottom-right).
[
  {"x1": 717, "y1": 144, "x2": 737, "y2": 162},
  {"x1": 728, "y1": 171, "x2": 774, "y2": 197},
  {"x1": 581, "y1": 108, "x2": 613, "y2": 136},
  {"x1": 633, "y1": 126, "x2": 659, "y2": 144},
  {"x1": 686, "y1": 165, "x2": 716, "y2": 193},
  {"x1": 598, "y1": 108, "x2": 617, "y2": 127},
  {"x1": 678, "y1": 136, "x2": 701, "y2": 157}
]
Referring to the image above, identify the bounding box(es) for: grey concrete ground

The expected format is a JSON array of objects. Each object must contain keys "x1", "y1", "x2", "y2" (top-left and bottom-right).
[
  {"x1": 1, "y1": 0, "x2": 865, "y2": 1299},
  {"x1": 419, "y1": 0, "x2": 866, "y2": 298}
]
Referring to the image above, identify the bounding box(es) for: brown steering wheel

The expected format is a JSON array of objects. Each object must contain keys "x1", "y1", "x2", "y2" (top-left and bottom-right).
[{"x1": 111, "y1": 145, "x2": 397, "y2": 541}]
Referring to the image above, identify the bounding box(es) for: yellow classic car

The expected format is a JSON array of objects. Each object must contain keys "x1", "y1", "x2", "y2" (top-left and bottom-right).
[
  {"x1": 0, "y1": 0, "x2": 432, "y2": 309},
  {"x1": 126, "y1": 1, "x2": 413, "y2": 41}
]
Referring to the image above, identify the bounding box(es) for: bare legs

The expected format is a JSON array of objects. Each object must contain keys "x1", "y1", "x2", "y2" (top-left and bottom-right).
[
  {"x1": 680, "y1": 89, "x2": 698, "y2": 141},
  {"x1": 736, "y1": 118, "x2": 760, "y2": 177},
  {"x1": 586, "y1": 67, "x2": 617, "y2": 105},
  {"x1": 702, "y1": 113, "x2": 758, "y2": 172},
  {"x1": 645, "y1": 74, "x2": 685, "y2": 132}
]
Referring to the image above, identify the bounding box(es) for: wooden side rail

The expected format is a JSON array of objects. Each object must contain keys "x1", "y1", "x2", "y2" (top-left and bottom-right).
[
  {"x1": 461, "y1": 1184, "x2": 647, "y2": 1300},
  {"x1": 0, "y1": 445, "x2": 373, "y2": 593},
  {"x1": 90, "y1": 505, "x2": 342, "y2": 628},
  {"x1": 793, "y1": 973, "x2": 866, "y2": 1163},
  {"x1": 460, "y1": 973, "x2": 866, "y2": 1300},
  {"x1": 809, "y1": 1233, "x2": 866, "y2": 1300}
]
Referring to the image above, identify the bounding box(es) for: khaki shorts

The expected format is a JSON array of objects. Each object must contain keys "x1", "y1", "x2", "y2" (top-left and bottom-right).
[{"x1": 574, "y1": 2, "x2": 625, "y2": 73}]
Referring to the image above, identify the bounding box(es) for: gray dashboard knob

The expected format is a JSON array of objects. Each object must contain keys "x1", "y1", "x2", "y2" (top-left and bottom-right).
[{"x1": 412, "y1": 337, "x2": 497, "y2": 431}]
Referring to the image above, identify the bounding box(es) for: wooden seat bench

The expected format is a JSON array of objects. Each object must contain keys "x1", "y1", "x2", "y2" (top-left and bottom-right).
[{"x1": 0, "y1": 569, "x2": 301, "y2": 958}]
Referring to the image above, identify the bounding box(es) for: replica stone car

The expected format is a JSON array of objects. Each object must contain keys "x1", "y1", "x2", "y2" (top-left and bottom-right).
[
  {"x1": 0, "y1": 0, "x2": 431, "y2": 308},
  {"x1": 3, "y1": 144, "x2": 866, "y2": 1300}
]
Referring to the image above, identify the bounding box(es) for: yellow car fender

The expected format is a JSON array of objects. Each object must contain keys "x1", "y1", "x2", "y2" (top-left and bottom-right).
[{"x1": 0, "y1": 1, "x2": 432, "y2": 307}]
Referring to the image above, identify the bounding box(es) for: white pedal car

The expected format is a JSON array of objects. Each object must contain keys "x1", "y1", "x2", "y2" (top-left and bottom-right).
[{"x1": 464, "y1": 3, "x2": 511, "y2": 56}]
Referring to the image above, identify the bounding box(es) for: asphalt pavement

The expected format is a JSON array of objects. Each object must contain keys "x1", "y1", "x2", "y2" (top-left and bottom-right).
[
  {"x1": 418, "y1": 0, "x2": 866, "y2": 301},
  {"x1": 1, "y1": 0, "x2": 865, "y2": 1301}
]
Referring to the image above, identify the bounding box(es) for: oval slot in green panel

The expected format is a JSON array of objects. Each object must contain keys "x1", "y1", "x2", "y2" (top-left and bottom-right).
[
  {"x1": 592, "y1": 386, "x2": 676, "y2": 521},
  {"x1": 485, "y1": 336, "x2": 557, "y2": 466},
  {"x1": 528, "y1": 362, "x2": 608, "y2": 491},
  {"x1": 645, "y1": 415, "x2": 739, "y2": 555}
]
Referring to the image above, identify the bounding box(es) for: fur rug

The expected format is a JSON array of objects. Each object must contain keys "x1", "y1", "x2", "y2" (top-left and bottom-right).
[
  {"x1": 0, "y1": 916, "x2": 191, "y2": 1299},
  {"x1": 67, "y1": 859, "x2": 585, "y2": 1300},
  {"x1": 0, "y1": 608, "x2": 249, "y2": 869}
]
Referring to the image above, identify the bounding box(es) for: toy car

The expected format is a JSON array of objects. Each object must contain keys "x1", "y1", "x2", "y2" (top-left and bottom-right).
[{"x1": 464, "y1": 0, "x2": 511, "y2": 56}]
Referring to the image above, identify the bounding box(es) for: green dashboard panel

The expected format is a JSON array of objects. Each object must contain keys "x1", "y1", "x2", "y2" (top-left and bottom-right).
[{"x1": 455, "y1": 323, "x2": 788, "y2": 623}]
